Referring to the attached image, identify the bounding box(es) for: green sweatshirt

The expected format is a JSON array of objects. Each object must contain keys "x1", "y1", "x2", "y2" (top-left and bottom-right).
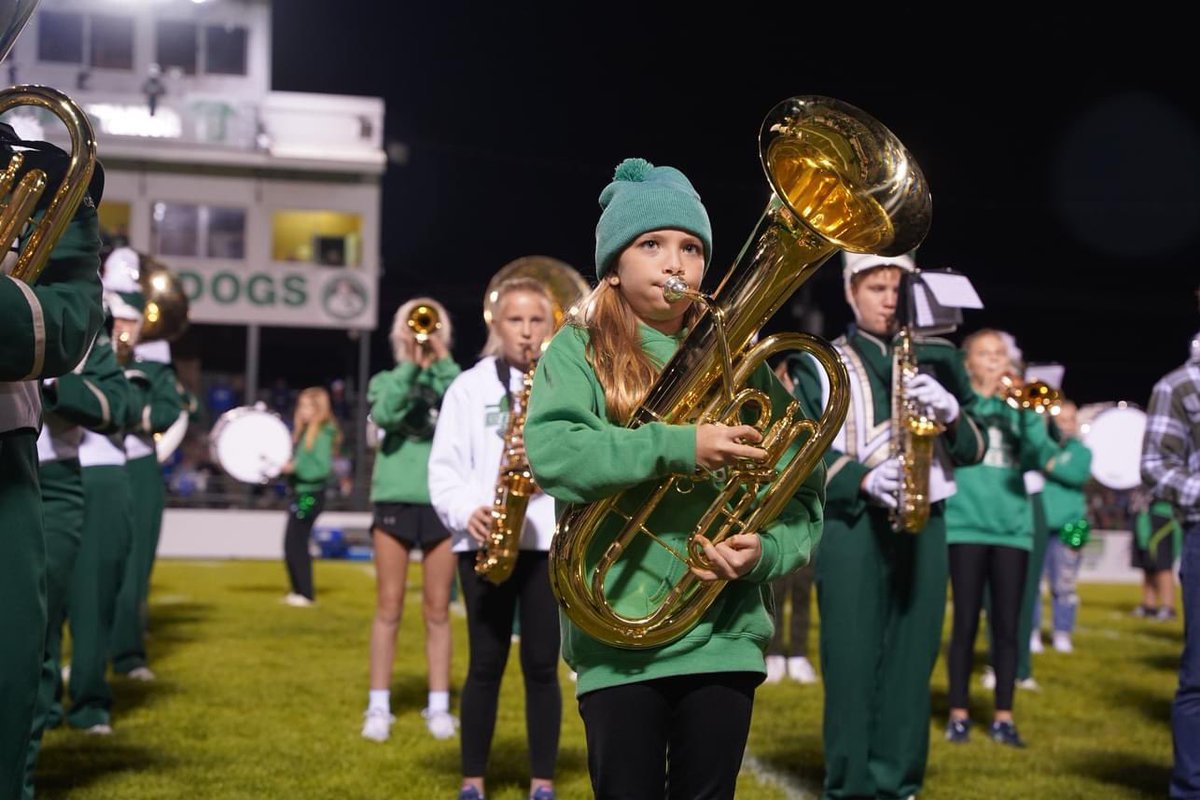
[
  {"x1": 525, "y1": 323, "x2": 826, "y2": 696},
  {"x1": 945, "y1": 394, "x2": 1062, "y2": 550},
  {"x1": 1041, "y1": 437, "x2": 1092, "y2": 531},
  {"x1": 290, "y1": 423, "x2": 337, "y2": 494},
  {"x1": 368, "y1": 357, "x2": 461, "y2": 504}
]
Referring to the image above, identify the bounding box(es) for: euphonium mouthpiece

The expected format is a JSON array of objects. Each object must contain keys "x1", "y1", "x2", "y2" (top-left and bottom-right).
[{"x1": 662, "y1": 276, "x2": 690, "y2": 302}]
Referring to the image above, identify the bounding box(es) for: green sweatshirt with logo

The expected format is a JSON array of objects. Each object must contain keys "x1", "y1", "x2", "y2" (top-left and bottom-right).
[
  {"x1": 525, "y1": 323, "x2": 826, "y2": 696},
  {"x1": 945, "y1": 394, "x2": 1062, "y2": 550},
  {"x1": 290, "y1": 422, "x2": 337, "y2": 495},
  {"x1": 368, "y1": 357, "x2": 461, "y2": 504},
  {"x1": 1041, "y1": 437, "x2": 1092, "y2": 531}
]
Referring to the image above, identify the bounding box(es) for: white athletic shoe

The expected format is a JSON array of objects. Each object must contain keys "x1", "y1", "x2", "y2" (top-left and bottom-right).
[
  {"x1": 283, "y1": 593, "x2": 314, "y2": 607},
  {"x1": 980, "y1": 665, "x2": 996, "y2": 690},
  {"x1": 422, "y1": 708, "x2": 458, "y2": 740},
  {"x1": 125, "y1": 666, "x2": 156, "y2": 682},
  {"x1": 764, "y1": 655, "x2": 787, "y2": 684},
  {"x1": 1029, "y1": 631, "x2": 1044, "y2": 654},
  {"x1": 83, "y1": 723, "x2": 113, "y2": 736},
  {"x1": 787, "y1": 656, "x2": 819, "y2": 685},
  {"x1": 1017, "y1": 677, "x2": 1041, "y2": 692},
  {"x1": 361, "y1": 708, "x2": 394, "y2": 742},
  {"x1": 1052, "y1": 632, "x2": 1074, "y2": 653}
]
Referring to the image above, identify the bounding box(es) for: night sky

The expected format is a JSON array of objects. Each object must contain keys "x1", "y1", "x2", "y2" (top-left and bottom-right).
[{"x1": 266, "y1": 5, "x2": 1199, "y2": 408}]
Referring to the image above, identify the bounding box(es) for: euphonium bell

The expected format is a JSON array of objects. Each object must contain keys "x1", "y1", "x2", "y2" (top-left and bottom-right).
[{"x1": 548, "y1": 96, "x2": 932, "y2": 649}]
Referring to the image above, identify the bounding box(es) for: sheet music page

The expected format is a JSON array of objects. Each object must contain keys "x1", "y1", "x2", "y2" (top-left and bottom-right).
[
  {"x1": 920, "y1": 272, "x2": 983, "y2": 309},
  {"x1": 1025, "y1": 363, "x2": 1065, "y2": 389}
]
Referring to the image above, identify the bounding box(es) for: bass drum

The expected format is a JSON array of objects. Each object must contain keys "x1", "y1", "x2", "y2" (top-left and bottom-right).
[
  {"x1": 1079, "y1": 402, "x2": 1147, "y2": 490},
  {"x1": 210, "y1": 404, "x2": 293, "y2": 484}
]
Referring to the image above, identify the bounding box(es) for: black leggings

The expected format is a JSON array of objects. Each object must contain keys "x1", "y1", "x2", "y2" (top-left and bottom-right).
[
  {"x1": 283, "y1": 490, "x2": 324, "y2": 600},
  {"x1": 577, "y1": 671, "x2": 759, "y2": 800},
  {"x1": 457, "y1": 551, "x2": 561, "y2": 779},
  {"x1": 947, "y1": 543, "x2": 1029, "y2": 712}
]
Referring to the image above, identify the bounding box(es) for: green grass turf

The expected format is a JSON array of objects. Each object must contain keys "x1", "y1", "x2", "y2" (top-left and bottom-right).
[{"x1": 36, "y1": 561, "x2": 1178, "y2": 799}]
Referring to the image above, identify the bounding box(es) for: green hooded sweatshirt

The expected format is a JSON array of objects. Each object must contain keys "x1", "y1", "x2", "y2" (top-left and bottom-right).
[
  {"x1": 367, "y1": 357, "x2": 461, "y2": 504},
  {"x1": 290, "y1": 422, "x2": 337, "y2": 495},
  {"x1": 525, "y1": 323, "x2": 826, "y2": 696},
  {"x1": 1041, "y1": 437, "x2": 1092, "y2": 531},
  {"x1": 945, "y1": 394, "x2": 1062, "y2": 550}
]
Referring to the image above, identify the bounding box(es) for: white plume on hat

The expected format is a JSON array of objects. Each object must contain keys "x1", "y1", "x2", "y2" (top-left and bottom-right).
[{"x1": 102, "y1": 246, "x2": 141, "y2": 293}]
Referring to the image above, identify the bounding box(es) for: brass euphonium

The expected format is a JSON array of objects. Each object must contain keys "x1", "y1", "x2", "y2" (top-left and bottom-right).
[
  {"x1": 549, "y1": 96, "x2": 932, "y2": 649},
  {"x1": 1, "y1": 1, "x2": 98, "y2": 285}
]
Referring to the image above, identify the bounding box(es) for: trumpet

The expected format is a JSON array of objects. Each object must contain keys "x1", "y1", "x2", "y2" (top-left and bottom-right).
[
  {"x1": 549, "y1": 96, "x2": 932, "y2": 649},
  {"x1": 1000, "y1": 373, "x2": 1061, "y2": 416},
  {"x1": 407, "y1": 303, "x2": 441, "y2": 343}
]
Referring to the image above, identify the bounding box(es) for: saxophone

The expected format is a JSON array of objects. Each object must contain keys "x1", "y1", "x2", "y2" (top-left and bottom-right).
[
  {"x1": 475, "y1": 352, "x2": 538, "y2": 585},
  {"x1": 888, "y1": 322, "x2": 945, "y2": 533}
]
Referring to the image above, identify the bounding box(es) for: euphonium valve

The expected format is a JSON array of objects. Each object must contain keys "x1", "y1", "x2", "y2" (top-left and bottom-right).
[{"x1": 549, "y1": 96, "x2": 932, "y2": 649}]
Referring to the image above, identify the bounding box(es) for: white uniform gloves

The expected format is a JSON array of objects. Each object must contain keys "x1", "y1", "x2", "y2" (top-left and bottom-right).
[
  {"x1": 861, "y1": 457, "x2": 901, "y2": 509},
  {"x1": 905, "y1": 373, "x2": 959, "y2": 424}
]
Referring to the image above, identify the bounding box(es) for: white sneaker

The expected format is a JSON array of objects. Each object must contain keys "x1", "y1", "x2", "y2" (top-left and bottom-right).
[
  {"x1": 1029, "y1": 631, "x2": 1044, "y2": 654},
  {"x1": 980, "y1": 665, "x2": 996, "y2": 690},
  {"x1": 125, "y1": 666, "x2": 156, "y2": 682},
  {"x1": 764, "y1": 655, "x2": 786, "y2": 684},
  {"x1": 422, "y1": 708, "x2": 458, "y2": 740},
  {"x1": 83, "y1": 723, "x2": 113, "y2": 736},
  {"x1": 1017, "y1": 677, "x2": 1041, "y2": 692},
  {"x1": 283, "y1": 593, "x2": 314, "y2": 607},
  {"x1": 787, "y1": 656, "x2": 818, "y2": 684},
  {"x1": 1052, "y1": 632, "x2": 1073, "y2": 653},
  {"x1": 361, "y1": 708, "x2": 394, "y2": 742}
]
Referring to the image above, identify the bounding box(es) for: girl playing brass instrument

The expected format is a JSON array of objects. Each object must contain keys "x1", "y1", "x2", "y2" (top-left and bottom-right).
[
  {"x1": 428, "y1": 278, "x2": 561, "y2": 800},
  {"x1": 361, "y1": 297, "x2": 461, "y2": 743},
  {"x1": 524, "y1": 158, "x2": 823, "y2": 800}
]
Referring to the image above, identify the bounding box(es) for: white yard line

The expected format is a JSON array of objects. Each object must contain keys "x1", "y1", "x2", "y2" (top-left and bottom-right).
[{"x1": 740, "y1": 751, "x2": 818, "y2": 800}]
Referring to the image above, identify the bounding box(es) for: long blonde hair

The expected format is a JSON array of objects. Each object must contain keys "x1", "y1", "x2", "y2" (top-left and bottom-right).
[
  {"x1": 572, "y1": 280, "x2": 700, "y2": 424},
  {"x1": 293, "y1": 386, "x2": 342, "y2": 452},
  {"x1": 481, "y1": 277, "x2": 554, "y2": 358},
  {"x1": 390, "y1": 297, "x2": 453, "y2": 363}
]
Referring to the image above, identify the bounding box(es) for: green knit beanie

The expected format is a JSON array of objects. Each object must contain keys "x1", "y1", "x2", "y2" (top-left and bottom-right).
[{"x1": 594, "y1": 157, "x2": 712, "y2": 280}]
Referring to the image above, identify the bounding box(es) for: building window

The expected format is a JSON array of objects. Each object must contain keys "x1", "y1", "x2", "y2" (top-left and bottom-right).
[
  {"x1": 205, "y1": 25, "x2": 247, "y2": 76},
  {"x1": 90, "y1": 14, "x2": 134, "y2": 71},
  {"x1": 37, "y1": 11, "x2": 84, "y2": 65},
  {"x1": 98, "y1": 200, "x2": 132, "y2": 248},
  {"x1": 155, "y1": 19, "x2": 197, "y2": 76},
  {"x1": 152, "y1": 202, "x2": 245, "y2": 259},
  {"x1": 272, "y1": 210, "x2": 362, "y2": 267}
]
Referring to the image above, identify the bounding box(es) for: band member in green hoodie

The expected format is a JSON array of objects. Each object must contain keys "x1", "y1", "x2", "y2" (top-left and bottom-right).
[
  {"x1": 944, "y1": 329, "x2": 1063, "y2": 749},
  {"x1": 0, "y1": 119, "x2": 104, "y2": 798},
  {"x1": 525, "y1": 157, "x2": 825, "y2": 800},
  {"x1": 360, "y1": 297, "x2": 461, "y2": 744},
  {"x1": 280, "y1": 386, "x2": 341, "y2": 606},
  {"x1": 785, "y1": 252, "x2": 985, "y2": 800}
]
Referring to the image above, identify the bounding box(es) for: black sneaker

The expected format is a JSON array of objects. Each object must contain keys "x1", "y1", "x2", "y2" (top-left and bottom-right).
[
  {"x1": 989, "y1": 720, "x2": 1026, "y2": 748},
  {"x1": 945, "y1": 717, "x2": 970, "y2": 743}
]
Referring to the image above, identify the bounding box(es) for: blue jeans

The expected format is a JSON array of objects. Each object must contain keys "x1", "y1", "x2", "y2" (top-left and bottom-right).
[
  {"x1": 1033, "y1": 535, "x2": 1084, "y2": 634},
  {"x1": 1172, "y1": 523, "x2": 1200, "y2": 798}
]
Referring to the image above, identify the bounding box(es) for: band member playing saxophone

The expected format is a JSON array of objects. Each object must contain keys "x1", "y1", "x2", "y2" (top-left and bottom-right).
[
  {"x1": 428, "y1": 277, "x2": 561, "y2": 800},
  {"x1": 784, "y1": 253, "x2": 985, "y2": 799}
]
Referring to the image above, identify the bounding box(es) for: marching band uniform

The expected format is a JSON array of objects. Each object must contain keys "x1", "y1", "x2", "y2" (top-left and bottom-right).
[
  {"x1": 786, "y1": 254, "x2": 985, "y2": 800},
  {"x1": 62, "y1": 291, "x2": 143, "y2": 732},
  {"x1": 0, "y1": 121, "x2": 104, "y2": 799},
  {"x1": 111, "y1": 338, "x2": 192, "y2": 678},
  {"x1": 24, "y1": 329, "x2": 130, "y2": 798}
]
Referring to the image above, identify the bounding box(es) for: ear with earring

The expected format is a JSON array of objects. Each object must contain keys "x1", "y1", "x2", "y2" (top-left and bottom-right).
[{"x1": 607, "y1": 274, "x2": 620, "y2": 286}]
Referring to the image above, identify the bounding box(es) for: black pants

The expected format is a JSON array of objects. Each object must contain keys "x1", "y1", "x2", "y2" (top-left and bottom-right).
[
  {"x1": 457, "y1": 551, "x2": 561, "y2": 779},
  {"x1": 947, "y1": 543, "x2": 1029, "y2": 712},
  {"x1": 283, "y1": 491, "x2": 325, "y2": 600},
  {"x1": 577, "y1": 672, "x2": 759, "y2": 800}
]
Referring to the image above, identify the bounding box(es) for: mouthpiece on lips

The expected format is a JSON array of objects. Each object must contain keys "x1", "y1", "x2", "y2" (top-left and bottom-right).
[{"x1": 662, "y1": 276, "x2": 690, "y2": 302}]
